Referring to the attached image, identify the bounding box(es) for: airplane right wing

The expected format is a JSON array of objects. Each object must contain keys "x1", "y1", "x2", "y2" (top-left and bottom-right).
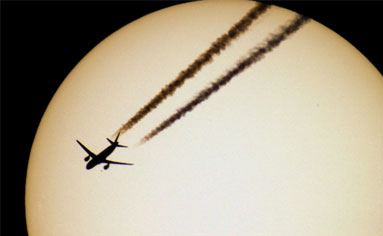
[
  {"x1": 76, "y1": 140, "x2": 96, "y2": 158},
  {"x1": 103, "y1": 160, "x2": 134, "y2": 166}
]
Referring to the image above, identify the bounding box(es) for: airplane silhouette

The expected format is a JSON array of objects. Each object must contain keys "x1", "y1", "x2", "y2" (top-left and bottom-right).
[{"x1": 76, "y1": 133, "x2": 134, "y2": 170}]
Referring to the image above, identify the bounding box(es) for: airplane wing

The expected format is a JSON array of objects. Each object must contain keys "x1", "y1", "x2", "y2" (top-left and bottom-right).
[
  {"x1": 76, "y1": 140, "x2": 96, "y2": 158},
  {"x1": 103, "y1": 160, "x2": 134, "y2": 165}
]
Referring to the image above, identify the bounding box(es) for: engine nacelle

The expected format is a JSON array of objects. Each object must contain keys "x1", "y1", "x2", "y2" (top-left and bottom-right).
[
  {"x1": 84, "y1": 156, "x2": 90, "y2": 162},
  {"x1": 104, "y1": 164, "x2": 110, "y2": 170}
]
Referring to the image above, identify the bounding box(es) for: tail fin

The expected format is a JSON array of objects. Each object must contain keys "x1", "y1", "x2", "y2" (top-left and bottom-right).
[{"x1": 115, "y1": 132, "x2": 121, "y2": 142}]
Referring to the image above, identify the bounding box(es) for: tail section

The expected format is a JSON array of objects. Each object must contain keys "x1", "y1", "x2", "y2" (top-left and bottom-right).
[{"x1": 107, "y1": 132, "x2": 128, "y2": 148}]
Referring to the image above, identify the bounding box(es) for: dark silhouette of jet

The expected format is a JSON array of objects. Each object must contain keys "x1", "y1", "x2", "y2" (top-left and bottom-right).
[{"x1": 76, "y1": 133, "x2": 134, "y2": 170}]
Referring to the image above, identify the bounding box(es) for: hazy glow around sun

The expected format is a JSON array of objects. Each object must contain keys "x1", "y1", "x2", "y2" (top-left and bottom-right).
[{"x1": 26, "y1": 1, "x2": 382, "y2": 235}]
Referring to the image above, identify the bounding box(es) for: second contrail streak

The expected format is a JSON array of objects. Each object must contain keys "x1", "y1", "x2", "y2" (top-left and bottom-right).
[
  {"x1": 141, "y1": 15, "x2": 310, "y2": 144},
  {"x1": 115, "y1": 3, "x2": 271, "y2": 136}
]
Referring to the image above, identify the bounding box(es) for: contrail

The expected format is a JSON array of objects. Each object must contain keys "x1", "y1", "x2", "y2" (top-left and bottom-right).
[
  {"x1": 115, "y1": 3, "x2": 271, "y2": 136},
  {"x1": 140, "y1": 15, "x2": 310, "y2": 144}
]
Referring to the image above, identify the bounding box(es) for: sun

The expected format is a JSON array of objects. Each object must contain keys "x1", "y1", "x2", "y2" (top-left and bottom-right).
[{"x1": 25, "y1": 1, "x2": 382, "y2": 235}]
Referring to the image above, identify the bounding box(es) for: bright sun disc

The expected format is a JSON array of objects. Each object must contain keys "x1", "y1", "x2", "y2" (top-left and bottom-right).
[{"x1": 26, "y1": 1, "x2": 382, "y2": 235}]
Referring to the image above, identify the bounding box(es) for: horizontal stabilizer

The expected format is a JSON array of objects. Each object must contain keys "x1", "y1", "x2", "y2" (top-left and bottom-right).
[
  {"x1": 117, "y1": 144, "x2": 128, "y2": 148},
  {"x1": 107, "y1": 138, "x2": 114, "y2": 145}
]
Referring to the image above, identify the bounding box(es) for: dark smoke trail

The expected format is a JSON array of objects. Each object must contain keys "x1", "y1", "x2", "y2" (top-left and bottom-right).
[
  {"x1": 115, "y1": 3, "x2": 271, "y2": 136},
  {"x1": 141, "y1": 15, "x2": 310, "y2": 143}
]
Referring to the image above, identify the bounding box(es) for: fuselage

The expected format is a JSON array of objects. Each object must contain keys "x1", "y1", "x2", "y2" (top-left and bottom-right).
[{"x1": 86, "y1": 144, "x2": 117, "y2": 169}]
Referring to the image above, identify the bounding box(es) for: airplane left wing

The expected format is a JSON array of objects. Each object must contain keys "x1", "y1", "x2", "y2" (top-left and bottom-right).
[
  {"x1": 76, "y1": 140, "x2": 96, "y2": 158},
  {"x1": 103, "y1": 160, "x2": 134, "y2": 165}
]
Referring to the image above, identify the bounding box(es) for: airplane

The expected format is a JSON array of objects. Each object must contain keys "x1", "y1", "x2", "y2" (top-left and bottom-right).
[{"x1": 76, "y1": 133, "x2": 134, "y2": 170}]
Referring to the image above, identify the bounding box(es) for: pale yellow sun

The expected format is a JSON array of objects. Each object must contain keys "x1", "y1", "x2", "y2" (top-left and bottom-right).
[{"x1": 26, "y1": 1, "x2": 382, "y2": 236}]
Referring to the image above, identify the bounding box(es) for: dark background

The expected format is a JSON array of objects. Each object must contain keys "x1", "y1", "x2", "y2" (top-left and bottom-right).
[{"x1": 2, "y1": 1, "x2": 382, "y2": 235}]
